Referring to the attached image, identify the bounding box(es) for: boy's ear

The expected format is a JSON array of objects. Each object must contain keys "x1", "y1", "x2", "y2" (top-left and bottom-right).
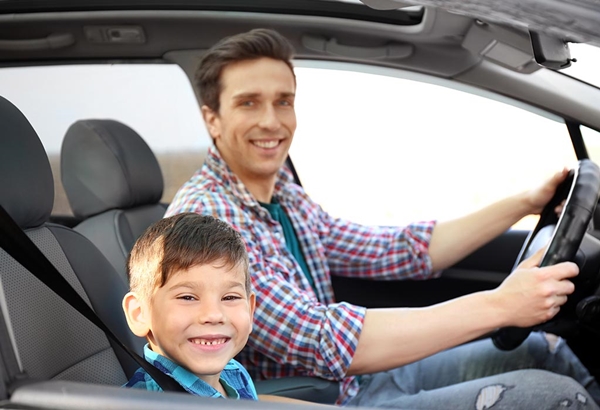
[
  {"x1": 201, "y1": 105, "x2": 221, "y2": 140},
  {"x1": 249, "y1": 292, "x2": 256, "y2": 324},
  {"x1": 122, "y1": 292, "x2": 151, "y2": 338}
]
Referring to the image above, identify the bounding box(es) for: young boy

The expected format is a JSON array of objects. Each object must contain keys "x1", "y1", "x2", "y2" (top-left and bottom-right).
[
  {"x1": 122, "y1": 212, "x2": 258, "y2": 399},
  {"x1": 122, "y1": 212, "x2": 334, "y2": 406}
]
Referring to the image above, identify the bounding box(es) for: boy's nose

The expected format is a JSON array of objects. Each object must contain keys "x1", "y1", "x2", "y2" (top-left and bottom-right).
[{"x1": 198, "y1": 302, "x2": 225, "y2": 324}]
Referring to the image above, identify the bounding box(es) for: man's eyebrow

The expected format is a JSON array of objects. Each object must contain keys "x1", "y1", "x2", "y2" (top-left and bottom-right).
[
  {"x1": 232, "y1": 92, "x2": 260, "y2": 100},
  {"x1": 232, "y1": 91, "x2": 295, "y2": 99}
]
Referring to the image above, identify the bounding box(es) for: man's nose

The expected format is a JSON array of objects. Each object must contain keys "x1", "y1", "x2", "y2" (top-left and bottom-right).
[{"x1": 258, "y1": 104, "x2": 282, "y2": 131}]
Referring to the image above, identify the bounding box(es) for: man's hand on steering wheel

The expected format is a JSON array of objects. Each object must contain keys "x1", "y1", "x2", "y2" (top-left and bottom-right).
[
  {"x1": 492, "y1": 159, "x2": 600, "y2": 351},
  {"x1": 526, "y1": 168, "x2": 570, "y2": 214},
  {"x1": 490, "y1": 246, "x2": 579, "y2": 328}
]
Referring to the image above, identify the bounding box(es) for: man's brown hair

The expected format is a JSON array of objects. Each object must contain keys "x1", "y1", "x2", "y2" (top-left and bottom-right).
[
  {"x1": 127, "y1": 213, "x2": 250, "y2": 301},
  {"x1": 195, "y1": 28, "x2": 295, "y2": 112}
]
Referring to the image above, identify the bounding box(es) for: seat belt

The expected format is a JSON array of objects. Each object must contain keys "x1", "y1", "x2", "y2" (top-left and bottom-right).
[{"x1": 0, "y1": 204, "x2": 187, "y2": 394}]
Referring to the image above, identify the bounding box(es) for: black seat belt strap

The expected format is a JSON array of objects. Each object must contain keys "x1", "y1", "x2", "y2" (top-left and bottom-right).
[{"x1": 0, "y1": 204, "x2": 187, "y2": 394}]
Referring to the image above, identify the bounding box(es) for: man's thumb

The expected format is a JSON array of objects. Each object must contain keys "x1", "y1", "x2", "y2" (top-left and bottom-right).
[{"x1": 517, "y1": 245, "x2": 547, "y2": 269}]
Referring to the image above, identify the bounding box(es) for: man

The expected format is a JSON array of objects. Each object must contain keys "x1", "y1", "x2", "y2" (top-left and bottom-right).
[{"x1": 165, "y1": 28, "x2": 600, "y2": 409}]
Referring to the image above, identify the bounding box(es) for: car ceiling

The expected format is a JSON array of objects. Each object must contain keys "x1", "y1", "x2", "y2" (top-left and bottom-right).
[{"x1": 0, "y1": 0, "x2": 599, "y2": 130}]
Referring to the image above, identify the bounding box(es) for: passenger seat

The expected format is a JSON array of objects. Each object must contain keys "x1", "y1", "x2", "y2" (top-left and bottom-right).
[
  {"x1": 0, "y1": 96, "x2": 145, "y2": 397},
  {"x1": 61, "y1": 119, "x2": 167, "y2": 282}
]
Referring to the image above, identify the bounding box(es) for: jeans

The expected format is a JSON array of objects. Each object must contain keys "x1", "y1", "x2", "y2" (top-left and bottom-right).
[{"x1": 347, "y1": 332, "x2": 600, "y2": 409}]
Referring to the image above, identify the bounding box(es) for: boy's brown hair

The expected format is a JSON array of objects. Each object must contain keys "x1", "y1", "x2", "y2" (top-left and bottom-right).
[
  {"x1": 195, "y1": 28, "x2": 296, "y2": 112},
  {"x1": 127, "y1": 212, "x2": 250, "y2": 301}
]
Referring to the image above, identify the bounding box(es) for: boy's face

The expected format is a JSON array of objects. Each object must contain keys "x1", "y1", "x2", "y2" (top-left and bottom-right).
[
  {"x1": 202, "y1": 57, "x2": 296, "y2": 186},
  {"x1": 128, "y1": 261, "x2": 255, "y2": 389}
]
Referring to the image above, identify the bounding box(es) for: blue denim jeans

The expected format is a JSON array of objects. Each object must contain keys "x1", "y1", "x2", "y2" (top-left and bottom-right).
[{"x1": 347, "y1": 332, "x2": 600, "y2": 409}]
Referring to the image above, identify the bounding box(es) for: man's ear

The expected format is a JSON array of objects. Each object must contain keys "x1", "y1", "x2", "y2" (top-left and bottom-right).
[
  {"x1": 201, "y1": 105, "x2": 221, "y2": 140},
  {"x1": 122, "y1": 292, "x2": 151, "y2": 338}
]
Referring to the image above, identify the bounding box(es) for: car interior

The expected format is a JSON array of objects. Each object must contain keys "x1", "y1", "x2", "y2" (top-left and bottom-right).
[{"x1": 1, "y1": 1, "x2": 600, "y2": 409}]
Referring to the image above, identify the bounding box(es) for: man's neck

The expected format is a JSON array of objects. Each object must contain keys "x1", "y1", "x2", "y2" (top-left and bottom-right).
[{"x1": 243, "y1": 177, "x2": 275, "y2": 203}]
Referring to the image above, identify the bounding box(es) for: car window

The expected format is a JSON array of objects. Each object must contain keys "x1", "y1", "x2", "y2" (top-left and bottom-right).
[
  {"x1": 0, "y1": 62, "x2": 582, "y2": 230},
  {"x1": 290, "y1": 63, "x2": 577, "y2": 230},
  {"x1": 582, "y1": 126, "x2": 600, "y2": 162},
  {"x1": 0, "y1": 64, "x2": 210, "y2": 216}
]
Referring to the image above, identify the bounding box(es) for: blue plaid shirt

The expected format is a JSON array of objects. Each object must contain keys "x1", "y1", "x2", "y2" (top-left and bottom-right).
[
  {"x1": 125, "y1": 344, "x2": 258, "y2": 400},
  {"x1": 165, "y1": 145, "x2": 437, "y2": 405}
]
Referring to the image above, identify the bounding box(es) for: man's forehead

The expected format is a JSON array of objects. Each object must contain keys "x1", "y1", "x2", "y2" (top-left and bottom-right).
[{"x1": 220, "y1": 59, "x2": 295, "y2": 95}]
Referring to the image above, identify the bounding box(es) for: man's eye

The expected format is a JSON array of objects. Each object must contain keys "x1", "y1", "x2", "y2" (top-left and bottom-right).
[
  {"x1": 241, "y1": 100, "x2": 254, "y2": 107},
  {"x1": 278, "y1": 99, "x2": 292, "y2": 106}
]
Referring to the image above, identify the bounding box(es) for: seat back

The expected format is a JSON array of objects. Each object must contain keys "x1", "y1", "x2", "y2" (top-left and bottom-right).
[
  {"x1": 61, "y1": 119, "x2": 167, "y2": 282},
  {"x1": 0, "y1": 96, "x2": 144, "y2": 398}
]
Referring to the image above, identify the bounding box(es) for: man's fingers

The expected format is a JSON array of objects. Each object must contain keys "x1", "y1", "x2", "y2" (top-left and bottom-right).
[
  {"x1": 556, "y1": 278, "x2": 576, "y2": 295},
  {"x1": 517, "y1": 246, "x2": 547, "y2": 269},
  {"x1": 554, "y1": 294, "x2": 569, "y2": 307}
]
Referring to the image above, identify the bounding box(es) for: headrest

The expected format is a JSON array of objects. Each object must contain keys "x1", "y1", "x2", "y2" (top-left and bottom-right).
[
  {"x1": 0, "y1": 96, "x2": 54, "y2": 229},
  {"x1": 61, "y1": 119, "x2": 164, "y2": 219}
]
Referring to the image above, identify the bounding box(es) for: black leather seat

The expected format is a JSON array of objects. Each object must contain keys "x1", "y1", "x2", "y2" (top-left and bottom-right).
[
  {"x1": 61, "y1": 119, "x2": 167, "y2": 282},
  {"x1": 0, "y1": 97, "x2": 145, "y2": 398}
]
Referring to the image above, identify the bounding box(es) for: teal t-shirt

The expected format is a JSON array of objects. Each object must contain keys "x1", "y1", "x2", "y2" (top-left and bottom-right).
[{"x1": 259, "y1": 199, "x2": 316, "y2": 292}]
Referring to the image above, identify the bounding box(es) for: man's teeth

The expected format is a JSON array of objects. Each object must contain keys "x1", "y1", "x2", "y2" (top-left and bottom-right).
[
  {"x1": 192, "y1": 338, "x2": 227, "y2": 345},
  {"x1": 253, "y1": 140, "x2": 278, "y2": 148}
]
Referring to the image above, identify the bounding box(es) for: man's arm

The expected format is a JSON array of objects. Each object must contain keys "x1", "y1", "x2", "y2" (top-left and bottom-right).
[
  {"x1": 428, "y1": 168, "x2": 569, "y2": 272},
  {"x1": 347, "y1": 247, "x2": 578, "y2": 375}
]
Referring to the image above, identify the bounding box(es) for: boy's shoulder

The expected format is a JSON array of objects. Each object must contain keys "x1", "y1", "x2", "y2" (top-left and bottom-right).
[{"x1": 124, "y1": 367, "x2": 163, "y2": 392}]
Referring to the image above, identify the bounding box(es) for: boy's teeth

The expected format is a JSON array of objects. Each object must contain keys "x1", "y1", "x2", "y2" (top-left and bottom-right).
[{"x1": 193, "y1": 338, "x2": 226, "y2": 345}]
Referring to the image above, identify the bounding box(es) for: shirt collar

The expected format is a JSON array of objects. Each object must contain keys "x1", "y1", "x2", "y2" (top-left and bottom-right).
[
  {"x1": 205, "y1": 145, "x2": 297, "y2": 207},
  {"x1": 143, "y1": 344, "x2": 239, "y2": 399}
]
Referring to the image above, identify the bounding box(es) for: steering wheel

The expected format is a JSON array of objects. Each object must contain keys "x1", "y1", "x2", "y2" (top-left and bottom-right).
[{"x1": 492, "y1": 159, "x2": 600, "y2": 351}]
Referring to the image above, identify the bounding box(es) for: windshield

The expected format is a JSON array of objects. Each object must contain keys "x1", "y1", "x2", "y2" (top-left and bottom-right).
[{"x1": 562, "y1": 42, "x2": 600, "y2": 88}]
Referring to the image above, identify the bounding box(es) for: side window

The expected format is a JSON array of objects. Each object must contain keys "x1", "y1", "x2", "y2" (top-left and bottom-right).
[
  {"x1": 291, "y1": 66, "x2": 577, "y2": 230},
  {"x1": 0, "y1": 64, "x2": 210, "y2": 216},
  {"x1": 582, "y1": 126, "x2": 600, "y2": 162}
]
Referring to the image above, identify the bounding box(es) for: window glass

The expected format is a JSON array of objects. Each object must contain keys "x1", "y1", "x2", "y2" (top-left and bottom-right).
[
  {"x1": 291, "y1": 65, "x2": 577, "y2": 230},
  {"x1": 0, "y1": 64, "x2": 210, "y2": 216},
  {"x1": 582, "y1": 125, "x2": 600, "y2": 162}
]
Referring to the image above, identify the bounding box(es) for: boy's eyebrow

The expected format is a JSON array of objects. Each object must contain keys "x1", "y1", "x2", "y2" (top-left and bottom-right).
[{"x1": 168, "y1": 280, "x2": 246, "y2": 292}]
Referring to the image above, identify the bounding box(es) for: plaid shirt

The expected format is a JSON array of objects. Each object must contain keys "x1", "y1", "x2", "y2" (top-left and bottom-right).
[
  {"x1": 165, "y1": 145, "x2": 437, "y2": 405},
  {"x1": 125, "y1": 344, "x2": 258, "y2": 400}
]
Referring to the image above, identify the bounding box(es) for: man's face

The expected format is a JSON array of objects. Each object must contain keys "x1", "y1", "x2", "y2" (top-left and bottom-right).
[
  {"x1": 203, "y1": 57, "x2": 297, "y2": 185},
  {"x1": 145, "y1": 262, "x2": 255, "y2": 390}
]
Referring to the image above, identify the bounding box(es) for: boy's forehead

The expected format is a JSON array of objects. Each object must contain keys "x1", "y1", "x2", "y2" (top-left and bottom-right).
[{"x1": 165, "y1": 262, "x2": 247, "y2": 287}]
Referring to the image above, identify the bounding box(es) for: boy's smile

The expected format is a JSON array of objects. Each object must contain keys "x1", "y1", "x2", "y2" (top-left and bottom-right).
[{"x1": 136, "y1": 261, "x2": 255, "y2": 391}]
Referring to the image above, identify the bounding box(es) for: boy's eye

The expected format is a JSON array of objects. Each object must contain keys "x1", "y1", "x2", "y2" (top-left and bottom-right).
[
  {"x1": 177, "y1": 295, "x2": 197, "y2": 301},
  {"x1": 222, "y1": 295, "x2": 242, "y2": 301}
]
